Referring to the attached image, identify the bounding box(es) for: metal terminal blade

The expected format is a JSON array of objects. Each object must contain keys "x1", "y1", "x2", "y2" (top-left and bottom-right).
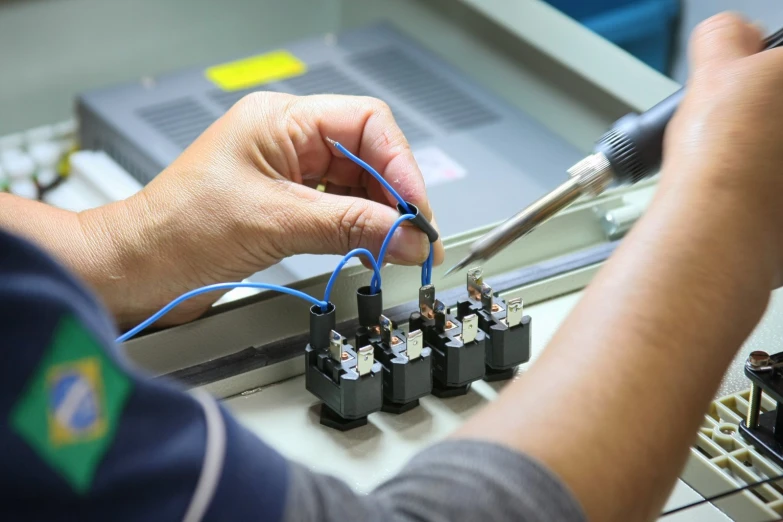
[
  {"x1": 407, "y1": 329, "x2": 423, "y2": 360},
  {"x1": 357, "y1": 345, "x2": 374, "y2": 376},
  {"x1": 462, "y1": 314, "x2": 478, "y2": 344},
  {"x1": 480, "y1": 283, "x2": 493, "y2": 312},
  {"x1": 419, "y1": 284, "x2": 436, "y2": 319},
  {"x1": 379, "y1": 315, "x2": 393, "y2": 344},
  {"x1": 467, "y1": 267, "x2": 483, "y2": 300},
  {"x1": 507, "y1": 297, "x2": 524, "y2": 327},
  {"x1": 329, "y1": 330, "x2": 344, "y2": 361},
  {"x1": 434, "y1": 300, "x2": 447, "y2": 332}
]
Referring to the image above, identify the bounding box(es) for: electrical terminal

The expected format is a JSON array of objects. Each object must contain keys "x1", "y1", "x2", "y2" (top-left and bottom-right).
[
  {"x1": 457, "y1": 267, "x2": 532, "y2": 382},
  {"x1": 411, "y1": 284, "x2": 486, "y2": 398},
  {"x1": 738, "y1": 350, "x2": 783, "y2": 466},
  {"x1": 355, "y1": 288, "x2": 432, "y2": 414},
  {"x1": 305, "y1": 303, "x2": 383, "y2": 431}
]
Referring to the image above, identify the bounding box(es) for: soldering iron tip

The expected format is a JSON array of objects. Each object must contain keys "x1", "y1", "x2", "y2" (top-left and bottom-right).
[{"x1": 444, "y1": 255, "x2": 474, "y2": 277}]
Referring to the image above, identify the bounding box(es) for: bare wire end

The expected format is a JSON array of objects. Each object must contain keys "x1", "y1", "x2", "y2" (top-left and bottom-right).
[{"x1": 325, "y1": 137, "x2": 338, "y2": 147}]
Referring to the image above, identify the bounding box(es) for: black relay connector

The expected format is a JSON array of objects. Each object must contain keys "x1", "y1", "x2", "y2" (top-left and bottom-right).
[
  {"x1": 457, "y1": 268, "x2": 531, "y2": 382},
  {"x1": 410, "y1": 284, "x2": 486, "y2": 398},
  {"x1": 355, "y1": 287, "x2": 432, "y2": 414},
  {"x1": 305, "y1": 303, "x2": 383, "y2": 431}
]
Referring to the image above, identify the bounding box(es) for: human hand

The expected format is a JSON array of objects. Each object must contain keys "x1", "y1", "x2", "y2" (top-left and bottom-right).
[
  {"x1": 81, "y1": 93, "x2": 444, "y2": 327},
  {"x1": 660, "y1": 14, "x2": 783, "y2": 282}
]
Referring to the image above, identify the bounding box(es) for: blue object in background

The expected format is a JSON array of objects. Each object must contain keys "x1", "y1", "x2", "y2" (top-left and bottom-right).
[{"x1": 546, "y1": 0, "x2": 681, "y2": 74}]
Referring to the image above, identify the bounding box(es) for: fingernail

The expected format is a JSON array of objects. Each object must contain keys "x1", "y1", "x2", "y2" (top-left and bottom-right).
[{"x1": 387, "y1": 226, "x2": 429, "y2": 264}]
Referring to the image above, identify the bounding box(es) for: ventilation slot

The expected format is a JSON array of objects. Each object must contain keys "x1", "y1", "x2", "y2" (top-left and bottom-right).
[
  {"x1": 284, "y1": 64, "x2": 430, "y2": 143},
  {"x1": 352, "y1": 48, "x2": 498, "y2": 131},
  {"x1": 280, "y1": 64, "x2": 373, "y2": 96},
  {"x1": 208, "y1": 85, "x2": 279, "y2": 111},
  {"x1": 136, "y1": 98, "x2": 217, "y2": 149}
]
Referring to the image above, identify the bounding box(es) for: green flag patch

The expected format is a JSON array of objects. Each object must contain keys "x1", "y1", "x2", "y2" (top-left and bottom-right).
[{"x1": 10, "y1": 314, "x2": 132, "y2": 494}]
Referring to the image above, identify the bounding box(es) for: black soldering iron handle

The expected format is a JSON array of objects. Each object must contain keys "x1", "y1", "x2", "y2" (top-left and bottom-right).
[{"x1": 595, "y1": 26, "x2": 783, "y2": 185}]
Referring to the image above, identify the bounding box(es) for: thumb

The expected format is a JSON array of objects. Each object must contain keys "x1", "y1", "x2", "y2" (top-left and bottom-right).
[
  {"x1": 689, "y1": 13, "x2": 763, "y2": 72},
  {"x1": 276, "y1": 184, "x2": 431, "y2": 265}
]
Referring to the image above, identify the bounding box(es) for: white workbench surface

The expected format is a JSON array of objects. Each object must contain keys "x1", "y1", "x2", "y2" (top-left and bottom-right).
[{"x1": 227, "y1": 290, "x2": 744, "y2": 521}]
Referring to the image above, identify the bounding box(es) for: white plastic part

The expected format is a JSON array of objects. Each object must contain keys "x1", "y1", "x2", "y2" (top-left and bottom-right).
[
  {"x1": 0, "y1": 133, "x2": 24, "y2": 151},
  {"x1": 25, "y1": 125, "x2": 55, "y2": 144},
  {"x1": 52, "y1": 120, "x2": 77, "y2": 138},
  {"x1": 56, "y1": 138, "x2": 76, "y2": 155},
  {"x1": 35, "y1": 168, "x2": 59, "y2": 187},
  {"x1": 44, "y1": 150, "x2": 144, "y2": 212},
  {"x1": 597, "y1": 203, "x2": 644, "y2": 240},
  {"x1": 1, "y1": 151, "x2": 36, "y2": 180},
  {"x1": 677, "y1": 389, "x2": 783, "y2": 520},
  {"x1": 68, "y1": 150, "x2": 144, "y2": 203},
  {"x1": 9, "y1": 179, "x2": 38, "y2": 199},
  {"x1": 42, "y1": 182, "x2": 99, "y2": 212},
  {"x1": 28, "y1": 142, "x2": 62, "y2": 169}
]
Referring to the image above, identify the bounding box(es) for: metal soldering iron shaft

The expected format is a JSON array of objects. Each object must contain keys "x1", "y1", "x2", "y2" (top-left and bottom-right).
[
  {"x1": 445, "y1": 177, "x2": 583, "y2": 276},
  {"x1": 445, "y1": 153, "x2": 614, "y2": 276}
]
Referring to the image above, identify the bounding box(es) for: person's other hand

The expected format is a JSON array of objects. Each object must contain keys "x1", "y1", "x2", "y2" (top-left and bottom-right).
[
  {"x1": 82, "y1": 93, "x2": 443, "y2": 327},
  {"x1": 661, "y1": 14, "x2": 783, "y2": 283}
]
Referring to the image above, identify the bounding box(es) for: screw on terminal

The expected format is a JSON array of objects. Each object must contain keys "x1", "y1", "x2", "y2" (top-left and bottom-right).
[
  {"x1": 748, "y1": 351, "x2": 771, "y2": 369},
  {"x1": 746, "y1": 351, "x2": 770, "y2": 430}
]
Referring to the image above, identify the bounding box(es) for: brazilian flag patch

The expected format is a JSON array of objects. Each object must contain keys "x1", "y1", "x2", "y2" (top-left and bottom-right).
[{"x1": 10, "y1": 315, "x2": 132, "y2": 494}]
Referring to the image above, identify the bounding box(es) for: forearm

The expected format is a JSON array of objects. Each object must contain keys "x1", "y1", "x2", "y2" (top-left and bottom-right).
[
  {"x1": 456, "y1": 176, "x2": 778, "y2": 521},
  {"x1": 0, "y1": 192, "x2": 149, "y2": 325}
]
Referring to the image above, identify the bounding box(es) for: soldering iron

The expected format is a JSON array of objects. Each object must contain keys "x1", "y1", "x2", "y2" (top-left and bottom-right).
[{"x1": 446, "y1": 26, "x2": 783, "y2": 276}]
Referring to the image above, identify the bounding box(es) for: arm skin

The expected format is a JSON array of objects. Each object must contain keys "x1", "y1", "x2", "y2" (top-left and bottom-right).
[
  {"x1": 457, "y1": 178, "x2": 777, "y2": 521},
  {"x1": 456, "y1": 14, "x2": 783, "y2": 522},
  {"x1": 0, "y1": 193, "x2": 136, "y2": 316}
]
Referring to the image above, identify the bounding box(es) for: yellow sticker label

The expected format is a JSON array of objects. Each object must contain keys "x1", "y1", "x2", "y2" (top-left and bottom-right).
[{"x1": 205, "y1": 50, "x2": 307, "y2": 91}]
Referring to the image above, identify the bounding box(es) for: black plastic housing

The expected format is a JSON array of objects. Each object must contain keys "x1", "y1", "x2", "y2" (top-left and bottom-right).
[
  {"x1": 359, "y1": 325, "x2": 432, "y2": 413},
  {"x1": 396, "y1": 201, "x2": 439, "y2": 243},
  {"x1": 738, "y1": 351, "x2": 783, "y2": 466},
  {"x1": 410, "y1": 310, "x2": 485, "y2": 397},
  {"x1": 309, "y1": 303, "x2": 336, "y2": 350},
  {"x1": 305, "y1": 305, "x2": 382, "y2": 430},
  {"x1": 596, "y1": 28, "x2": 783, "y2": 186},
  {"x1": 456, "y1": 296, "x2": 531, "y2": 381},
  {"x1": 356, "y1": 286, "x2": 383, "y2": 328}
]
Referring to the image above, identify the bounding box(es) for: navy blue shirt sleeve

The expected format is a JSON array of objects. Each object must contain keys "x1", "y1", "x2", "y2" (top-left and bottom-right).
[{"x1": 0, "y1": 228, "x2": 288, "y2": 522}]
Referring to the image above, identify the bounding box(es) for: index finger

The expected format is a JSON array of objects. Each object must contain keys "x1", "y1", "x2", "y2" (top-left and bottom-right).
[{"x1": 289, "y1": 94, "x2": 434, "y2": 221}]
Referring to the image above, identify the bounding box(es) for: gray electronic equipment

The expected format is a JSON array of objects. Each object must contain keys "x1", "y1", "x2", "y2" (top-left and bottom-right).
[{"x1": 78, "y1": 24, "x2": 583, "y2": 284}]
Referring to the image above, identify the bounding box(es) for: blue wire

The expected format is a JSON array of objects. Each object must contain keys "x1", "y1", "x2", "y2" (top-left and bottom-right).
[
  {"x1": 116, "y1": 282, "x2": 327, "y2": 343},
  {"x1": 119, "y1": 149, "x2": 431, "y2": 343},
  {"x1": 371, "y1": 213, "x2": 416, "y2": 293},
  {"x1": 422, "y1": 242, "x2": 434, "y2": 286},
  {"x1": 332, "y1": 141, "x2": 411, "y2": 214},
  {"x1": 323, "y1": 248, "x2": 381, "y2": 309}
]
